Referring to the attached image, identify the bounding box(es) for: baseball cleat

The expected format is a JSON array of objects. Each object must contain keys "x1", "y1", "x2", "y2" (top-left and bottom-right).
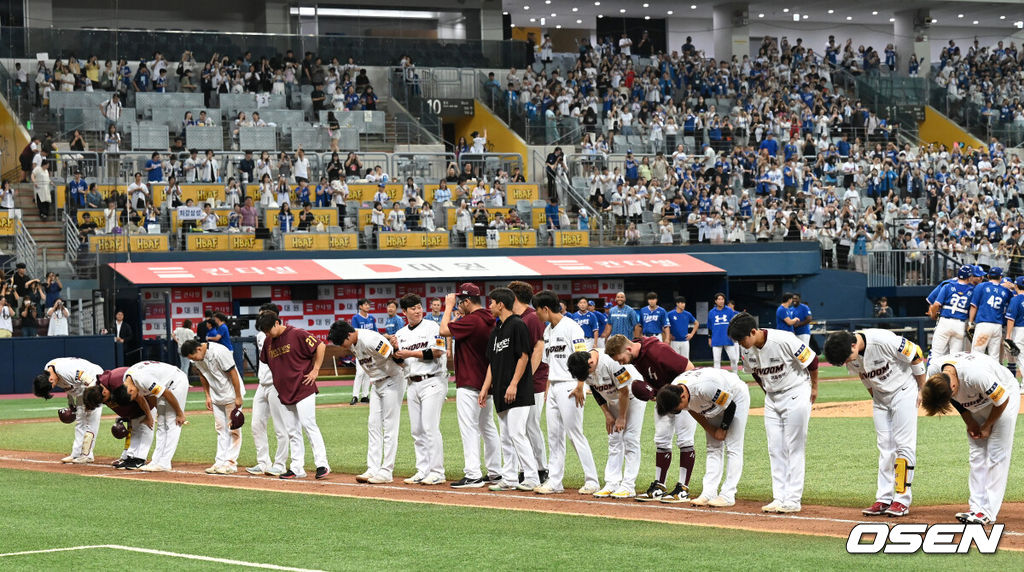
[
  {"x1": 266, "y1": 467, "x2": 285, "y2": 477},
  {"x1": 517, "y1": 481, "x2": 540, "y2": 491},
  {"x1": 862, "y1": 501, "x2": 891, "y2": 516},
  {"x1": 884, "y1": 501, "x2": 909, "y2": 517},
  {"x1": 689, "y1": 495, "x2": 711, "y2": 506},
  {"x1": 60, "y1": 456, "x2": 75, "y2": 463},
  {"x1": 215, "y1": 465, "x2": 238, "y2": 475},
  {"x1": 420, "y1": 474, "x2": 445, "y2": 485},
  {"x1": 486, "y1": 474, "x2": 503, "y2": 484},
  {"x1": 965, "y1": 512, "x2": 992, "y2": 525},
  {"x1": 205, "y1": 465, "x2": 220, "y2": 474},
  {"x1": 489, "y1": 481, "x2": 518, "y2": 491},
  {"x1": 349, "y1": 397, "x2": 359, "y2": 406},
  {"x1": 636, "y1": 481, "x2": 667, "y2": 502},
  {"x1": 245, "y1": 465, "x2": 266, "y2": 475},
  {"x1": 610, "y1": 486, "x2": 636, "y2": 499},
  {"x1": 777, "y1": 502, "x2": 802, "y2": 513},
  {"x1": 315, "y1": 467, "x2": 331, "y2": 480},
  {"x1": 451, "y1": 477, "x2": 486, "y2": 489},
  {"x1": 71, "y1": 457, "x2": 93, "y2": 464},
  {"x1": 708, "y1": 496, "x2": 736, "y2": 507},
  {"x1": 355, "y1": 471, "x2": 373, "y2": 483},
  {"x1": 578, "y1": 483, "x2": 600, "y2": 495},
  {"x1": 954, "y1": 511, "x2": 973, "y2": 524},
  {"x1": 534, "y1": 482, "x2": 564, "y2": 494},
  {"x1": 367, "y1": 474, "x2": 392, "y2": 484},
  {"x1": 112, "y1": 458, "x2": 128, "y2": 469},
  {"x1": 538, "y1": 469, "x2": 549, "y2": 484},
  {"x1": 762, "y1": 500, "x2": 782, "y2": 513},
  {"x1": 360, "y1": 397, "x2": 369, "y2": 403},
  {"x1": 123, "y1": 457, "x2": 146, "y2": 470},
  {"x1": 660, "y1": 483, "x2": 690, "y2": 504},
  {"x1": 140, "y1": 464, "x2": 168, "y2": 472},
  {"x1": 593, "y1": 484, "x2": 618, "y2": 498},
  {"x1": 403, "y1": 472, "x2": 426, "y2": 484}
]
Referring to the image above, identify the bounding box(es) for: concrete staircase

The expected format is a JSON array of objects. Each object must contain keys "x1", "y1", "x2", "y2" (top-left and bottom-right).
[{"x1": 13, "y1": 182, "x2": 71, "y2": 274}]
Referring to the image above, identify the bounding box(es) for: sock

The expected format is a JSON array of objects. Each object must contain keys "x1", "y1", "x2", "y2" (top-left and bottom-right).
[
  {"x1": 655, "y1": 449, "x2": 672, "y2": 484},
  {"x1": 679, "y1": 446, "x2": 695, "y2": 487}
]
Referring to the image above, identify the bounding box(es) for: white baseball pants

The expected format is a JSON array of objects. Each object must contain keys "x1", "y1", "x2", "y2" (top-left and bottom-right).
[
  {"x1": 670, "y1": 340, "x2": 691, "y2": 359},
  {"x1": 211, "y1": 402, "x2": 243, "y2": 468},
  {"x1": 498, "y1": 405, "x2": 538, "y2": 485},
  {"x1": 764, "y1": 384, "x2": 812, "y2": 505},
  {"x1": 366, "y1": 375, "x2": 406, "y2": 479},
  {"x1": 654, "y1": 406, "x2": 696, "y2": 449},
  {"x1": 522, "y1": 390, "x2": 548, "y2": 474},
  {"x1": 931, "y1": 317, "x2": 965, "y2": 360},
  {"x1": 252, "y1": 382, "x2": 289, "y2": 473},
  {"x1": 712, "y1": 345, "x2": 740, "y2": 369},
  {"x1": 150, "y1": 374, "x2": 189, "y2": 469},
  {"x1": 455, "y1": 387, "x2": 501, "y2": 480},
  {"x1": 972, "y1": 322, "x2": 1003, "y2": 359},
  {"x1": 967, "y1": 378, "x2": 1019, "y2": 519},
  {"x1": 872, "y1": 383, "x2": 918, "y2": 507},
  {"x1": 352, "y1": 360, "x2": 370, "y2": 400},
  {"x1": 71, "y1": 403, "x2": 103, "y2": 459},
  {"x1": 124, "y1": 411, "x2": 155, "y2": 460},
  {"x1": 603, "y1": 397, "x2": 647, "y2": 490},
  {"x1": 797, "y1": 333, "x2": 810, "y2": 346},
  {"x1": 281, "y1": 392, "x2": 330, "y2": 476},
  {"x1": 1014, "y1": 327, "x2": 1024, "y2": 379},
  {"x1": 545, "y1": 381, "x2": 600, "y2": 490},
  {"x1": 701, "y1": 387, "x2": 749, "y2": 502},
  {"x1": 407, "y1": 376, "x2": 446, "y2": 479}
]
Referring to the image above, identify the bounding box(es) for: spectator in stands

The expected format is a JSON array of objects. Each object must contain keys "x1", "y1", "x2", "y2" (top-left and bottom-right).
[
  {"x1": 46, "y1": 298, "x2": 70, "y2": 336},
  {"x1": 102, "y1": 124, "x2": 121, "y2": 155},
  {"x1": 196, "y1": 110, "x2": 214, "y2": 127},
  {"x1": 206, "y1": 312, "x2": 234, "y2": 351},
  {"x1": 68, "y1": 129, "x2": 86, "y2": 152},
  {"x1": 297, "y1": 202, "x2": 316, "y2": 231},
  {"x1": 126, "y1": 172, "x2": 148, "y2": 211},
  {"x1": 372, "y1": 182, "x2": 389, "y2": 205},
  {"x1": 78, "y1": 212, "x2": 98, "y2": 242},
  {"x1": 278, "y1": 202, "x2": 294, "y2": 232},
  {"x1": 200, "y1": 150, "x2": 219, "y2": 183},
  {"x1": 388, "y1": 203, "x2": 406, "y2": 231},
  {"x1": 145, "y1": 152, "x2": 164, "y2": 186},
  {"x1": 545, "y1": 197, "x2": 561, "y2": 232},
  {"x1": 277, "y1": 152, "x2": 292, "y2": 182},
  {"x1": 420, "y1": 201, "x2": 437, "y2": 232},
  {"x1": 99, "y1": 92, "x2": 121, "y2": 128},
  {"x1": 66, "y1": 171, "x2": 86, "y2": 217},
  {"x1": 294, "y1": 148, "x2": 310, "y2": 184},
  {"x1": 344, "y1": 152, "x2": 362, "y2": 179},
  {"x1": 330, "y1": 179, "x2": 348, "y2": 228},
  {"x1": 20, "y1": 299, "x2": 39, "y2": 337},
  {"x1": 240, "y1": 196, "x2": 258, "y2": 232},
  {"x1": 31, "y1": 157, "x2": 52, "y2": 220},
  {"x1": 224, "y1": 177, "x2": 241, "y2": 209},
  {"x1": 0, "y1": 295, "x2": 12, "y2": 338},
  {"x1": 313, "y1": 176, "x2": 330, "y2": 208},
  {"x1": 275, "y1": 175, "x2": 291, "y2": 207},
  {"x1": 0, "y1": 181, "x2": 13, "y2": 213},
  {"x1": 434, "y1": 180, "x2": 452, "y2": 207},
  {"x1": 227, "y1": 204, "x2": 241, "y2": 232},
  {"x1": 201, "y1": 203, "x2": 218, "y2": 232},
  {"x1": 311, "y1": 82, "x2": 326, "y2": 114},
  {"x1": 42, "y1": 272, "x2": 62, "y2": 307},
  {"x1": 624, "y1": 222, "x2": 640, "y2": 246}
]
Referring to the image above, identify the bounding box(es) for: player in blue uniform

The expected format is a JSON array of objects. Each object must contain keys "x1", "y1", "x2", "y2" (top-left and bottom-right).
[
  {"x1": 707, "y1": 292, "x2": 738, "y2": 369},
  {"x1": 1003, "y1": 277, "x2": 1024, "y2": 379},
  {"x1": 570, "y1": 297, "x2": 600, "y2": 349},
  {"x1": 607, "y1": 292, "x2": 640, "y2": 338},
  {"x1": 589, "y1": 299, "x2": 608, "y2": 348},
  {"x1": 968, "y1": 267, "x2": 1011, "y2": 359},
  {"x1": 791, "y1": 293, "x2": 813, "y2": 345},
  {"x1": 667, "y1": 296, "x2": 697, "y2": 359},
  {"x1": 928, "y1": 266, "x2": 975, "y2": 360},
  {"x1": 639, "y1": 292, "x2": 670, "y2": 342},
  {"x1": 928, "y1": 265, "x2": 983, "y2": 315},
  {"x1": 383, "y1": 300, "x2": 405, "y2": 335},
  {"x1": 775, "y1": 294, "x2": 797, "y2": 333},
  {"x1": 350, "y1": 298, "x2": 379, "y2": 405}
]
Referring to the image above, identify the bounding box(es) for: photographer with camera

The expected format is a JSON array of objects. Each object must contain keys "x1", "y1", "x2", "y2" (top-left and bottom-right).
[
  {"x1": 20, "y1": 299, "x2": 39, "y2": 337},
  {"x1": 0, "y1": 295, "x2": 12, "y2": 337},
  {"x1": 43, "y1": 272, "x2": 63, "y2": 307},
  {"x1": 46, "y1": 298, "x2": 70, "y2": 336}
]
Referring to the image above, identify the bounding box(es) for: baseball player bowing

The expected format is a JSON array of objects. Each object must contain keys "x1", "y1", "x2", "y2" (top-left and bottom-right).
[
  {"x1": 33, "y1": 357, "x2": 105, "y2": 464},
  {"x1": 181, "y1": 339, "x2": 246, "y2": 475},
  {"x1": 328, "y1": 318, "x2": 405, "y2": 484},
  {"x1": 824, "y1": 328, "x2": 926, "y2": 517},
  {"x1": 82, "y1": 367, "x2": 155, "y2": 470},
  {"x1": 393, "y1": 293, "x2": 448, "y2": 486},
  {"x1": 923, "y1": 352, "x2": 1019, "y2": 525},
  {"x1": 247, "y1": 303, "x2": 290, "y2": 477},
  {"x1": 122, "y1": 361, "x2": 189, "y2": 472},
  {"x1": 728, "y1": 312, "x2": 818, "y2": 513},
  {"x1": 567, "y1": 349, "x2": 647, "y2": 498},
  {"x1": 257, "y1": 313, "x2": 330, "y2": 480},
  {"x1": 605, "y1": 334, "x2": 696, "y2": 503},
  {"x1": 655, "y1": 367, "x2": 750, "y2": 507},
  {"x1": 534, "y1": 290, "x2": 601, "y2": 495}
]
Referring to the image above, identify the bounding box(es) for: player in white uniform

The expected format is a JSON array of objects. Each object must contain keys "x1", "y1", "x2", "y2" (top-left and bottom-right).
[
  {"x1": 729, "y1": 312, "x2": 818, "y2": 513},
  {"x1": 246, "y1": 303, "x2": 289, "y2": 476},
  {"x1": 567, "y1": 349, "x2": 647, "y2": 498},
  {"x1": 181, "y1": 339, "x2": 246, "y2": 474},
  {"x1": 393, "y1": 294, "x2": 447, "y2": 485},
  {"x1": 656, "y1": 368, "x2": 750, "y2": 507},
  {"x1": 824, "y1": 328, "x2": 926, "y2": 517},
  {"x1": 329, "y1": 319, "x2": 406, "y2": 484},
  {"x1": 33, "y1": 357, "x2": 105, "y2": 463},
  {"x1": 533, "y1": 290, "x2": 601, "y2": 495},
  {"x1": 923, "y1": 352, "x2": 1019, "y2": 524},
  {"x1": 122, "y1": 361, "x2": 190, "y2": 471}
]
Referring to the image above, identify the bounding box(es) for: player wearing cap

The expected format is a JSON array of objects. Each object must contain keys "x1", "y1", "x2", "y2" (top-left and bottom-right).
[
  {"x1": 534, "y1": 290, "x2": 601, "y2": 495},
  {"x1": 328, "y1": 318, "x2": 402, "y2": 484},
  {"x1": 923, "y1": 352, "x2": 1019, "y2": 525},
  {"x1": 81, "y1": 367, "x2": 155, "y2": 470},
  {"x1": 569, "y1": 297, "x2": 600, "y2": 350},
  {"x1": 708, "y1": 293, "x2": 739, "y2": 370},
  {"x1": 926, "y1": 265, "x2": 982, "y2": 318},
  {"x1": 824, "y1": 328, "x2": 926, "y2": 517},
  {"x1": 247, "y1": 303, "x2": 289, "y2": 477},
  {"x1": 567, "y1": 349, "x2": 647, "y2": 498},
  {"x1": 121, "y1": 361, "x2": 190, "y2": 472},
  {"x1": 507, "y1": 281, "x2": 549, "y2": 486},
  {"x1": 605, "y1": 333, "x2": 696, "y2": 503},
  {"x1": 927, "y1": 265, "x2": 976, "y2": 361},
  {"x1": 32, "y1": 357, "x2": 105, "y2": 464},
  {"x1": 258, "y1": 314, "x2": 330, "y2": 480},
  {"x1": 181, "y1": 339, "x2": 246, "y2": 475},
  {"x1": 1004, "y1": 277, "x2": 1024, "y2": 382},
  {"x1": 393, "y1": 293, "x2": 447, "y2": 486},
  {"x1": 968, "y1": 267, "x2": 1010, "y2": 359},
  {"x1": 655, "y1": 367, "x2": 750, "y2": 507},
  {"x1": 639, "y1": 292, "x2": 670, "y2": 342},
  {"x1": 349, "y1": 298, "x2": 378, "y2": 405},
  {"x1": 728, "y1": 312, "x2": 818, "y2": 513},
  {"x1": 442, "y1": 283, "x2": 502, "y2": 488},
  {"x1": 667, "y1": 296, "x2": 697, "y2": 359}
]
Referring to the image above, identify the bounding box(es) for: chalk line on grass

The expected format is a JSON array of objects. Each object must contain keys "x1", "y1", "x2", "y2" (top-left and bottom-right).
[{"x1": 0, "y1": 544, "x2": 324, "y2": 571}]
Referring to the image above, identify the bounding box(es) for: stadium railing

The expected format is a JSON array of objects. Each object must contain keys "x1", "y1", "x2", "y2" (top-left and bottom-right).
[{"x1": 863, "y1": 248, "x2": 954, "y2": 288}]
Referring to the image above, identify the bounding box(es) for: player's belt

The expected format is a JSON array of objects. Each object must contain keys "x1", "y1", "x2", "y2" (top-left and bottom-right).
[
  {"x1": 408, "y1": 373, "x2": 443, "y2": 383},
  {"x1": 549, "y1": 379, "x2": 575, "y2": 384},
  {"x1": 938, "y1": 315, "x2": 966, "y2": 322}
]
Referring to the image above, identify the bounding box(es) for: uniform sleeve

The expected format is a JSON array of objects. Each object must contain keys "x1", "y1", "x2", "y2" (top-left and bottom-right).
[
  {"x1": 658, "y1": 309, "x2": 669, "y2": 329},
  {"x1": 775, "y1": 305, "x2": 788, "y2": 325},
  {"x1": 782, "y1": 336, "x2": 816, "y2": 370},
  {"x1": 447, "y1": 315, "x2": 474, "y2": 339},
  {"x1": 893, "y1": 336, "x2": 923, "y2": 364},
  {"x1": 569, "y1": 324, "x2": 588, "y2": 353},
  {"x1": 541, "y1": 330, "x2": 551, "y2": 364},
  {"x1": 1006, "y1": 297, "x2": 1020, "y2": 322},
  {"x1": 513, "y1": 322, "x2": 532, "y2": 358},
  {"x1": 984, "y1": 378, "x2": 1010, "y2": 407},
  {"x1": 926, "y1": 284, "x2": 943, "y2": 304},
  {"x1": 615, "y1": 364, "x2": 643, "y2": 389},
  {"x1": 969, "y1": 284, "x2": 984, "y2": 308},
  {"x1": 215, "y1": 347, "x2": 237, "y2": 373},
  {"x1": 369, "y1": 333, "x2": 393, "y2": 360},
  {"x1": 935, "y1": 284, "x2": 950, "y2": 305},
  {"x1": 295, "y1": 329, "x2": 323, "y2": 359}
]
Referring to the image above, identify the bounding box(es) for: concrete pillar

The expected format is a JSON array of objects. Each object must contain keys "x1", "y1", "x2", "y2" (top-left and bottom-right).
[
  {"x1": 264, "y1": 0, "x2": 291, "y2": 35},
  {"x1": 24, "y1": 0, "x2": 52, "y2": 28},
  {"x1": 894, "y1": 8, "x2": 929, "y2": 77},
  {"x1": 712, "y1": 3, "x2": 749, "y2": 63}
]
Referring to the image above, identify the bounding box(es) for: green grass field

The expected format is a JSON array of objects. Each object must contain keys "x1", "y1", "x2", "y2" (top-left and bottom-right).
[{"x1": 0, "y1": 470, "x2": 1020, "y2": 571}]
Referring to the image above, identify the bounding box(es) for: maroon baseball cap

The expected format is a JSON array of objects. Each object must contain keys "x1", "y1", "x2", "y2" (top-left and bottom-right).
[{"x1": 456, "y1": 282, "x2": 481, "y2": 297}]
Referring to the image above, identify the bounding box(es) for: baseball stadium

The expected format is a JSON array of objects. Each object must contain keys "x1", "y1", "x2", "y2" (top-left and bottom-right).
[{"x1": 1, "y1": 0, "x2": 1024, "y2": 568}]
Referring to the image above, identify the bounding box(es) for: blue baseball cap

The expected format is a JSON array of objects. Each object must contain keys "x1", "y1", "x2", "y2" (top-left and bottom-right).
[
  {"x1": 972, "y1": 265, "x2": 986, "y2": 277},
  {"x1": 989, "y1": 267, "x2": 1003, "y2": 279},
  {"x1": 1016, "y1": 277, "x2": 1024, "y2": 289},
  {"x1": 957, "y1": 265, "x2": 972, "y2": 279}
]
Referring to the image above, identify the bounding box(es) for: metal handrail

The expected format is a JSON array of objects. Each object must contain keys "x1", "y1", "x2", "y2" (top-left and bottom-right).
[
  {"x1": 14, "y1": 218, "x2": 40, "y2": 280},
  {"x1": 63, "y1": 210, "x2": 81, "y2": 271}
]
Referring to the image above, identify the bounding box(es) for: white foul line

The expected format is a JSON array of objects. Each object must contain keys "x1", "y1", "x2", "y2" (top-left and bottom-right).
[{"x1": 0, "y1": 544, "x2": 324, "y2": 571}]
